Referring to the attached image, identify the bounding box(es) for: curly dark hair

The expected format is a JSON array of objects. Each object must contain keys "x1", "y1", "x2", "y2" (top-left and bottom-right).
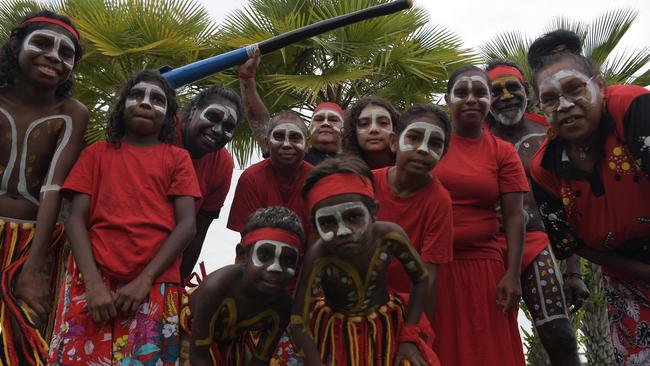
[
  {"x1": 446, "y1": 65, "x2": 491, "y2": 94},
  {"x1": 302, "y1": 154, "x2": 378, "y2": 216},
  {"x1": 107, "y1": 70, "x2": 178, "y2": 146},
  {"x1": 399, "y1": 103, "x2": 451, "y2": 153},
  {"x1": 527, "y1": 29, "x2": 599, "y2": 94},
  {"x1": 0, "y1": 11, "x2": 82, "y2": 99},
  {"x1": 342, "y1": 96, "x2": 401, "y2": 162},
  {"x1": 182, "y1": 84, "x2": 244, "y2": 124},
  {"x1": 242, "y1": 206, "x2": 306, "y2": 245}
]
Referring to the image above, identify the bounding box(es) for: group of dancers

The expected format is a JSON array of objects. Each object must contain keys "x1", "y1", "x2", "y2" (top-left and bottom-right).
[{"x1": 0, "y1": 10, "x2": 648, "y2": 366}]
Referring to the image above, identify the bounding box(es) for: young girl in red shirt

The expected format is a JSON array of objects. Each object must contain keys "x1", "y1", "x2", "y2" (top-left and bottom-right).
[{"x1": 48, "y1": 71, "x2": 201, "y2": 365}]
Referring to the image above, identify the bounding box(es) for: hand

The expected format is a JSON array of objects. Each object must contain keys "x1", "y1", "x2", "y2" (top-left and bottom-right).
[
  {"x1": 14, "y1": 264, "x2": 52, "y2": 325},
  {"x1": 563, "y1": 275, "x2": 590, "y2": 313},
  {"x1": 114, "y1": 274, "x2": 153, "y2": 315},
  {"x1": 496, "y1": 273, "x2": 522, "y2": 312},
  {"x1": 393, "y1": 342, "x2": 426, "y2": 366},
  {"x1": 239, "y1": 47, "x2": 261, "y2": 75},
  {"x1": 85, "y1": 279, "x2": 117, "y2": 323}
]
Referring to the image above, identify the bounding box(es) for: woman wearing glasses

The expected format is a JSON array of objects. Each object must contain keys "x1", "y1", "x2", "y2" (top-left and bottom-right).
[{"x1": 528, "y1": 30, "x2": 650, "y2": 365}]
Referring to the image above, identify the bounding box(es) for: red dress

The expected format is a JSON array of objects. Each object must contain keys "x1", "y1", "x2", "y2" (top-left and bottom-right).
[
  {"x1": 530, "y1": 85, "x2": 650, "y2": 364},
  {"x1": 433, "y1": 131, "x2": 528, "y2": 366},
  {"x1": 227, "y1": 159, "x2": 313, "y2": 233},
  {"x1": 372, "y1": 167, "x2": 453, "y2": 294}
]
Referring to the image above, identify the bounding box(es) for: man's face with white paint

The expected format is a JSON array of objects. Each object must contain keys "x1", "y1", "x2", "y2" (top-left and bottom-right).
[
  {"x1": 356, "y1": 104, "x2": 394, "y2": 152},
  {"x1": 18, "y1": 25, "x2": 77, "y2": 87},
  {"x1": 245, "y1": 240, "x2": 299, "y2": 294},
  {"x1": 536, "y1": 60, "x2": 605, "y2": 142},
  {"x1": 310, "y1": 108, "x2": 343, "y2": 150},
  {"x1": 490, "y1": 74, "x2": 528, "y2": 126},
  {"x1": 267, "y1": 117, "x2": 307, "y2": 167},
  {"x1": 123, "y1": 80, "x2": 168, "y2": 138},
  {"x1": 187, "y1": 95, "x2": 239, "y2": 156},
  {"x1": 395, "y1": 115, "x2": 446, "y2": 174}
]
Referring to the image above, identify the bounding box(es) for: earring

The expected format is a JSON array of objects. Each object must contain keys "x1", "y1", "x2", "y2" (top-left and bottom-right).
[{"x1": 546, "y1": 127, "x2": 557, "y2": 140}]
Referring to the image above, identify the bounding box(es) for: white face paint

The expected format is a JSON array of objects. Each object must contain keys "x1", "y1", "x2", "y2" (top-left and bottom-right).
[
  {"x1": 251, "y1": 240, "x2": 300, "y2": 276},
  {"x1": 538, "y1": 69, "x2": 598, "y2": 118},
  {"x1": 311, "y1": 109, "x2": 343, "y2": 134},
  {"x1": 356, "y1": 106, "x2": 393, "y2": 134},
  {"x1": 269, "y1": 123, "x2": 306, "y2": 151},
  {"x1": 125, "y1": 82, "x2": 167, "y2": 114},
  {"x1": 450, "y1": 76, "x2": 491, "y2": 105},
  {"x1": 314, "y1": 202, "x2": 370, "y2": 242},
  {"x1": 398, "y1": 122, "x2": 445, "y2": 161},
  {"x1": 22, "y1": 29, "x2": 76, "y2": 70},
  {"x1": 200, "y1": 104, "x2": 238, "y2": 139},
  {"x1": 489, "y1": 76, "x2": 527, "y2": 126}
]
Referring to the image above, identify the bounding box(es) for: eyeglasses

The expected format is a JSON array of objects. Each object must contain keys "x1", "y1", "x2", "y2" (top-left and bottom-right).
[{"x1": 539, "y1": 76, "x2": 595, "y2": 113}]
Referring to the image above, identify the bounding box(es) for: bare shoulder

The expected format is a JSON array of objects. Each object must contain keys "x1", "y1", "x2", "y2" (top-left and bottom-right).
[
  {"x1": 373, "y1": 221, "x2": 408, "y2": 239},
  {"x1": 190, "y1": 265, "x2": 241, "y2": 309},
  {"x1": 60, "y1": 98, "x2": 89, "y2": 124}
]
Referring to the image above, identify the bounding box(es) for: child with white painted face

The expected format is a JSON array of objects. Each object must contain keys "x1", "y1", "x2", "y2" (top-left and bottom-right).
[
  {"x1": 0, "y1": 11, "x2": 88, "y2": 365},
  {"x1": 373, "y1": 104, "x2": 453, "y2": 328},
  {"x1": 288, "y1": 156, "x2": 439, "y2": 366},
  {"x1": 527, "y1": 30, "x2": 650, "y2": 364},
  {"x1": 343, "y1": 96, "x2": 401, "y2": 169},
  {"x1": 186, "y1": 207, "x2": 304, "y2": 366},
  {"x1": 48, "y1": 71, "x2": 201, "y2": 365},
  {"x1": 228, "y1": 111, "x2": 314, "y2": 239}
]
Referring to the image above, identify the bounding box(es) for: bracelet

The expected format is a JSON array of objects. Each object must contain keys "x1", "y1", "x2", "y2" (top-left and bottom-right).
[
  {"x1": 238, "y1": 70, "x2": 254, "y2": 79},
  {"x1": 564, "y1": 272, "x2": 583, "y2": 280}
]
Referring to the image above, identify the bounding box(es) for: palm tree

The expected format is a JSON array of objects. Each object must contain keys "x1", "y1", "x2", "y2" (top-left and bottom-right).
[{"x1": 479, "y1": 8, "x2": 650, "y2": 88}]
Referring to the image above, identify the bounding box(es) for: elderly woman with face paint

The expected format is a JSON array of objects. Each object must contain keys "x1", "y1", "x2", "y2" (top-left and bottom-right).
[
  {"x1": 0, "y1": 11, "x2": 89, "y2": 365},
  {"x1": 432, "y1": 65, "x2": 528, "y2": 366},
  {"x1": 176, "y1": 85, "x2": 243, "y2": 280},
  {"x1": 343, "y1": 96, "x2": 401, "y2": 169},
  {"x1": 286, "y1": 155, "x2": 439, "y2": 366},
  {"x1": 228, "y1": 111, "x2": 313, "y2": 239},
  {"x1": 185, "y1": 207, "x2": 304, "y2": 366},
  {"x1": 304, "y1": 102, "x2": 345, "y2": 166},
  {"x1": 527, "y1": 30, "x2": 650, "y2": 365},
  {"x1": 486, "y1": 59, "x2": 585, "y2": 366}
]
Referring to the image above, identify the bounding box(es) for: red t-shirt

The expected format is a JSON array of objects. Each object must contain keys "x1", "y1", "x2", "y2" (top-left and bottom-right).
[
  {"x1": 62, "y1": 141, "x2": 201, "y2": 283},
  {"x1": 175, "y1": 120, "x2": 234, "y2": 217},
  {"x1": 373, "y1": 167, "x2": 453, "y2": 293},
  {"x1": 435, "y1": 131, "x2": 529, "y2": 260},
  {"x1": 227, "y1": 159, "x2": 313, "y2": 233}
]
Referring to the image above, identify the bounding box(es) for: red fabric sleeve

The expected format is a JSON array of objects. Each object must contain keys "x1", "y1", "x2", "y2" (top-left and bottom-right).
[
  {"x1": 60, "y1": 142, "x2": 100, "y2": 199},
  {"x1": 529, "y1": 145, "x2": 562, "y2": 199},
  {"x1": 168, "y1": 148, "x2": 202, "y2": 199},
  {"x1": 226, "y1": 171, "x2": 259, "y2": 233},
  {"x1": 201, "y1": 152, "x2": 234, "y2": 213},
  {"x1": 497, "y1": 139, "x2": 529, "y2": 193},
  {"x1": 420, "y1": 184, "x2": 453, "y2": 264}
]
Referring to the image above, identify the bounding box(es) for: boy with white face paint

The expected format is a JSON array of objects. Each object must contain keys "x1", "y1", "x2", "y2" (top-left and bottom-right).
[
  {"x1": 186, "y1": 207, "x2": 305, "y2": 366},
  {"x1": 0, "y1": 12, "x2": 88, "y2": 365},
  {"x1": 343, "y1": 96, "x2": 401, "y2": 169},
  {"x1": 280, "y1": 155, "x2": 440, "y2": 366},
  {"x1": 373, "y1": 104, "x2": 453, "y2": 328},
  {"x1": 228, "y1": 111, "x2": 315, "y2": 243},
  {"x1": 304, "y1": 101, "x2": 345, "y2": 166}
]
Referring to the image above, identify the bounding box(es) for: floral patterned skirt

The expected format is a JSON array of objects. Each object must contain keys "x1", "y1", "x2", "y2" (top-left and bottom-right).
[
  {"x1": 47, "y1": 257, "x2": 180, "y2": 366},
  {"x1": 604, "y1": 274, "x2": 650, "y2": 365}
]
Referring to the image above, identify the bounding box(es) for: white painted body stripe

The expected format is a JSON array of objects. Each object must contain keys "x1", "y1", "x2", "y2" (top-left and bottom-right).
[{"x1": 0, "y1": 108, "x2": 18, "y2": 196}]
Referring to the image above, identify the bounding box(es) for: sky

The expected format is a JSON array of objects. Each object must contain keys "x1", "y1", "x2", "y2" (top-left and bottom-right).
[{"x1": 191, "y1": 0, "x2": 649, "y2": 351}]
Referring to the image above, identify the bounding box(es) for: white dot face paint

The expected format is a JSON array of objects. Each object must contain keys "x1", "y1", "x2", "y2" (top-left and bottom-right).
[
  {"x1": 269, "y1": 123, "x2": 306, "y2": 151},
  {"x1": 314, "y1": 202, "x2": 370, "y2": 243},
  {"x1": 356, "y1": 105, "x2": 393, "y2": 134},
  {"x1": 22, "y1": 29, "x2": 76, "y2": 71},
  {"x1": 398, "y1": 121, "x2": 445, "y2": 161},
  {"x1": 251, "y1": 240, "x2": 300, "y2": 276},
  {"x1": 125, "y1": 82, "x2": 167, "y2": 114},
  {"x1": 538, "y1": 69, "x2": 598, "y2": 119},
  {"x1": 199, "y1": 104, "x2": 238, "y2": 139},
  {"x1": 450, "y1": 76, "x2": 491, "y2": 106},
  {"x1": 311, "y1": 109, "x2": 343, "y2": 134}
]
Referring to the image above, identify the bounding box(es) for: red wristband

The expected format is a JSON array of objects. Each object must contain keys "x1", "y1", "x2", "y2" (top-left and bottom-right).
[{"x1": 239, "y1": 70, "x2": 254, "y2": 79}]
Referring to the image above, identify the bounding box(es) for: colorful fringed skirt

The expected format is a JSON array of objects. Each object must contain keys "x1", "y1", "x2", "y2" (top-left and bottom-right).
[
  {"x1": 47, "y1": 258, "x2": 181, "y2": 366},
  {"x1": 0, "y1": 217, "x2": 66, "y2": 366}
]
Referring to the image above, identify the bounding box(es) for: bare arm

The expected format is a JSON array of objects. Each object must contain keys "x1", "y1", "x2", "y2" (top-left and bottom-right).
[
  {"x1": 423, "y1": 263, "x2": 438, "y2": 321},
  {"x1": 189, "y1": 271, "x2": 229, "y2": 366},
  {"x1": 239, "y1": 49, "x2": 269, "y2": 153},
  {"x1": 180, "y1": 213, "x2": 213, "y2": 281},
  {"x1": 496, "y1": 192, "x2": 525, "y2": 312},
  {"x1": 576, "y1": 245, "x2": 650, "y2": 283}
]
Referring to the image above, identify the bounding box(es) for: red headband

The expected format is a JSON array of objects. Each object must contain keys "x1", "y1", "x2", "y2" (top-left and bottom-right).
[
  {"x1": 22, "y1": 17, "x2": 80, "y2": 43},
  {"x1": 487, "y1": 65, "x2": 524, "y2": 82},
  {"x1": 306, "y1": 173, "x2": 375, "y2": 213},
  {"x1": 241, "y1": 227, "x2": 303, "y2": 254},
  {"x1": 313, "y1": 102, "x2": 344, "y2": 119}
]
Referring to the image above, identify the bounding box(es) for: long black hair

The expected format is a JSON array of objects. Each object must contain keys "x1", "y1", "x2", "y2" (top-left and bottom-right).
[{"x1": 342, "y1": 96, "x2": 401, "y2": 159}]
